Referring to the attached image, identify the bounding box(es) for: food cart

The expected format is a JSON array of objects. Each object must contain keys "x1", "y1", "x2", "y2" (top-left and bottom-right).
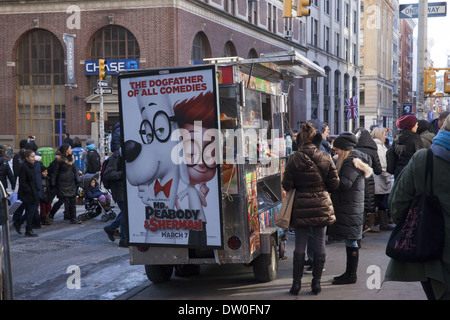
[{"x1": 118, "y1": 50, "x2": 325, "y2": 283}]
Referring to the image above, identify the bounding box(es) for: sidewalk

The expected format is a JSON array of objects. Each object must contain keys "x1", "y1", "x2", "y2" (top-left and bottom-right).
[{"x1": 119, "y1": 230, "x2": 427, "y2": 300}]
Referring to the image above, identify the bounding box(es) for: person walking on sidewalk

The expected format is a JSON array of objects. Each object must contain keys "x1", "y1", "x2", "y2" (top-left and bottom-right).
[
  {"x1": 13, "y1": 149, "x2": 40, "y2": 237},
  {"x1": 385, "y1": 115, "x2": 450, "y2": 300},
  {"x1": 50, "y1": 144, "x2": 82, "y2": 224},
  {"x1": 329, "y1": 132, "x2": 373, "y2": 285},
  {"x1": 282, "y1": 122, "x2": 340, "y2": 295},
  {"x1": 371, "y1": 127, "x2": 394, "y2": 231},
  {"x1": 103, "y1": 148, "x2": 128, "y2": 247}
]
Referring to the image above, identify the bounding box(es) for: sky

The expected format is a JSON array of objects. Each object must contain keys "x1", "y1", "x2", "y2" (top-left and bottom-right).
[{"x1": 399, "y1": 0, "x2": 450, "y2": 67}]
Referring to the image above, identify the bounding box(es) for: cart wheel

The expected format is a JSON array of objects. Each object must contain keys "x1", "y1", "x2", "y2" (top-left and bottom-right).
[
  {"x1": 174, "y1": 264, "x2": 201, "y2": 277},
  {"x1": 253, "y1": 236, "x2": 278, "y2": 282},
  {"x1": 145, "y1": 265, "x2": 173, "y2": 284},
  {"x1": 101, "y1": 214, "x2": 109, "y2": 222},
  {"x1": 108, "y1": 211, "x2": 116, "y2": 220}
]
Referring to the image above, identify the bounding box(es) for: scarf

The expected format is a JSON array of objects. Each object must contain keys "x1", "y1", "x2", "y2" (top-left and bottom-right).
[{"x1": 432, "y1": 130, "x2": 450, "y2": 151}]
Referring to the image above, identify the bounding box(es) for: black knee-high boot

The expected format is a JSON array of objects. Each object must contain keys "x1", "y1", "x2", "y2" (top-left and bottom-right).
[
  {"x1": 332, "y1": 246, "x2": 358, "y2": 285},
  {"x1": 311, "y1": 253, "x2": 326, "y2": 295},
  {"x1": 290, "y1": 252, "x2": 305, "y2": 295}
]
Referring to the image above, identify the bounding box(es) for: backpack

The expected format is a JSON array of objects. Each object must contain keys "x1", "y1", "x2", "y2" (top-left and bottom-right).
[
  {"x1": 386, "y1": 146, "x2": 396, "y2": 175},
  {"x1": 100, "y1": 157, "x2": 111, "y2": 189},
  {"x1": 86, "y1": 150, "x2": 101, "y2": 173}
]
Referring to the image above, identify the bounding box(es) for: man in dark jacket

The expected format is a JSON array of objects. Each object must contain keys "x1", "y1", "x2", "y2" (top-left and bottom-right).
[
  {"x1": 429, "y1": 111, "x2": 450, "y2": 135},
  {"x1": 392, "y1": 114, "x2": 423, "y2": 178},
  {"x1": 103, "y1": 148, "x2": 128, "y2": 247}
]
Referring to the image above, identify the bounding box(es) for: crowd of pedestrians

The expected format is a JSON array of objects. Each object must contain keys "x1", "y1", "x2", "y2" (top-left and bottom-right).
[
  {"x1": 1, "y1": 124, "x2": 128, "y2": 248},
  {"x1": 282, "y1": 113, "x2": 450, "y2": 300}
]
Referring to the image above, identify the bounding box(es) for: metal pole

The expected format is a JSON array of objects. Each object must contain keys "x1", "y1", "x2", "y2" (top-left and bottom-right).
[
  {"x1": 416, "y1": 0, "x2": 428, "y2": 120},
  {"x1": 99, "y1": 86, "x2": 105, "y2": 162},
  {"x1": 0, "y1": 183, "x2": 14, "y2": 300}
]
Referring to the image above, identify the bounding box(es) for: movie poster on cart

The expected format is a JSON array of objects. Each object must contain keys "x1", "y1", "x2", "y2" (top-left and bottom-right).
[{"x1": 119, "y1": 65, "x2": 223, "y2": 248}]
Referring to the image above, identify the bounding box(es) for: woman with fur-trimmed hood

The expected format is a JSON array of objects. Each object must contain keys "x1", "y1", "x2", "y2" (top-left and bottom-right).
[
  {"x1": 329, "y1": 132, "x2": 373, "y2": 285},
  {"x1": 50, "y1": 144, "x2": 82, "y2": 224}
]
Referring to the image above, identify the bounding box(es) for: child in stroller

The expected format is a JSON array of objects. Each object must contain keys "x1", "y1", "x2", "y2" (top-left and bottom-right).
[{"x1": 78, "y1": 173, "x2": 116, "y2": 222}]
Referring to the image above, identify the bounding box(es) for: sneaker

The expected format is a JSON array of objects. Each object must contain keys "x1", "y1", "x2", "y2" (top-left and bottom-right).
[
  {"x1": 70, "y1": 219, "x2": 82, "y2": 224},
  {"x1": 104, "y1": 227, "x2": 115, "y2": 242}
]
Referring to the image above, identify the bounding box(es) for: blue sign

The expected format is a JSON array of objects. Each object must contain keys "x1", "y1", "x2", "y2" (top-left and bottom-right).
[
  {"x1": 85, "y1": 59, "x2": 139, "y2": 75},
  {"x1": 399, "y1": 2, "x2": 447, "y2": 19}
]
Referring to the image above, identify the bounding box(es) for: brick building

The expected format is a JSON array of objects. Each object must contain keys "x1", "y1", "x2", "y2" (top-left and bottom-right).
[{"x1": 0, "y1": 0, "x2": 317, "y2": 150}]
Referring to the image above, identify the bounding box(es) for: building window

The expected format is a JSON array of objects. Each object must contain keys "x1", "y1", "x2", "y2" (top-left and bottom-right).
[
  {"x1": 248, "y1": 1, "x2": 258, "y2": 25},
  {"x1": 345, "y1": 2, "x2": 349, "y2": 28},
  {"x1": 311, "y1": 18, "x2": 318, "y2": 47},
  {"x1": 192, "y1": 32, "x2": 211, "y2": 64},
  {"x1": 324, "y1": 26, "x2": 330, "y2": 52},
  {"x1": 223, "y1": 41, "x2": 237, "y2": 57},
  {"x1": 335, "y1": 33, "x2": 340, "y2": 57},
  {"x1": 16, "y1": 29, "x2": 65, "y2": 148},
  {"x1": 89, "y1": 25, "x2": 140, "y2": 90},
  {"x1": 324, "y1": 0, "x2": 330, "y2": 15},
  {"x1": 336, "y1": 0, "x2": 340, "y2": 22}
]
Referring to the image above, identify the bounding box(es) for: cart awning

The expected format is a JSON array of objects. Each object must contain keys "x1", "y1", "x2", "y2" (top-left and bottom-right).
[
  {"x1": 240, "y1": 50, "x2": 326, "y2": 80},
  {"x1": 204, "y1": 50, "x2": 326, "y2": 82}
]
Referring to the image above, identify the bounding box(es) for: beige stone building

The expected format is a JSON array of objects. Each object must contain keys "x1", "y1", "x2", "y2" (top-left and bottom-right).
[{"x1": 359, "y1": 0, "x2": 396, "y2": 131}]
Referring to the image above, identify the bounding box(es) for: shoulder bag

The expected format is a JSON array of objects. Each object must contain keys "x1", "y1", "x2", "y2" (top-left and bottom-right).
[{"x1": 385, "y1": 149, "x2": 445, "y2": 263}]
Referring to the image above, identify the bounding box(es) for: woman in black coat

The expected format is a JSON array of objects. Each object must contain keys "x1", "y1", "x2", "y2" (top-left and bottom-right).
[
  {"x1": 14, "y1": 149, "x2": 40, "y2": 237},
  {"x1": 329, "y1": 132, "x2": 373, "y2": 285},
  {"x1": 50, "y1": 144, "x2": 82, "y2": 224},
  {"x1": 282, "y1": 123, "x2": 339, "y2": 295}
]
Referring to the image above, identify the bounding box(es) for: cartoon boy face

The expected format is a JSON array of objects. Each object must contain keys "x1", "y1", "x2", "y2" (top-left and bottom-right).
[{"x1": 182, "y1": 123, "x2": 216, "y2": 185}]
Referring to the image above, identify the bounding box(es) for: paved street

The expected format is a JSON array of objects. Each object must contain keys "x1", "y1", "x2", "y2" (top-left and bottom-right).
[{"x1": 118, "y1": 229, "x2": 427, "y2": 301}]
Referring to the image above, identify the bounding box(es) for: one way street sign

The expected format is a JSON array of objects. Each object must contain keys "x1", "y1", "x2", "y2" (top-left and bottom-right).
[
  {"x1": 93, "y1": 87, "x2": 113, "y2": 94},
  {"x1": 400, "y1": 2, "x2": 447, "y2": 19}
]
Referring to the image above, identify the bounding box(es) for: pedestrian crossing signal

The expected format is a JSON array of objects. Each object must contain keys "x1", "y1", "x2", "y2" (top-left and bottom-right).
[{"x1": 86, "y1": 111, "x2": 96, "y2": 122}]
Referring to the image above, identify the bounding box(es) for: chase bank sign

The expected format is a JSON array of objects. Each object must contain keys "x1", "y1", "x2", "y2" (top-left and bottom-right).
[{"x1": 85, "y1": 59, "x2": 139, "y2": 75}]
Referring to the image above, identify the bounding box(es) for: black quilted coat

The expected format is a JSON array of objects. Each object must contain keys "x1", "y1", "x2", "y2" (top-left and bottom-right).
[
  {"x1": 50, "y1": 154, "x2": 80, "y2": 198},
  {"x1": 329, "y1": 150, "x2": 373, "y2": 241},
  {"x1": 282, "y1": 143, "x2": 340, "y2": 228}
]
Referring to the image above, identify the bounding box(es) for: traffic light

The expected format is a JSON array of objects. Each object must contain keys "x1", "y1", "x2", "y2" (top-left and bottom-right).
[
  {"x1": 98, "y1": 59, "x2": 106, "y2": 80},
  {"x1": 283, "y1": 0, "x2": 293, "y2": 18},
  {"x1": 297, "y1": 0, "x2": 311, "y2": 17},
  {"x1": 424, "y1": 68, "x2": 436, "y2": 95},
  {"x1": 86, "y1": 110, "x2": 96, "y2": 122},
  {"x1": 444, "y1": 72, "x2": 450, "y2": 94}
]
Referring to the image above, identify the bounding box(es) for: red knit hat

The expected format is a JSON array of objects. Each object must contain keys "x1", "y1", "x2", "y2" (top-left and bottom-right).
[{"x1": 396, "y1": 114, "x2": 417, "y2": 130}]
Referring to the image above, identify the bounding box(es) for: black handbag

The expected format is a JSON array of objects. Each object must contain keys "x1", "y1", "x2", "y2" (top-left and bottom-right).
[{"x1": 385, "y1": 149, "x2": 445, "y2": 263}]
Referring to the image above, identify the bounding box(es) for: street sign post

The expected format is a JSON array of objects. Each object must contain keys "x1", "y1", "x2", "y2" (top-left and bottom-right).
[
  {"x1": 97, "y1": 79, "x2": 108, "y2": 87},
  {"x1": 400, "y1": 2, "x2": 447, "y2": 19}
]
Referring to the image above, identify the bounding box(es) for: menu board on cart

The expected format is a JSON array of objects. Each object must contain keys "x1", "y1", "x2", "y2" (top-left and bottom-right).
[{"x1": 118, "y1": 65, "x2": 223, "y2": 249}]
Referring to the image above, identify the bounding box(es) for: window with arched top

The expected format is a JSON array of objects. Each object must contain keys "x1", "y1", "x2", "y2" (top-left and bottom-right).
[
  {"x1": 223, "y1": 41, "x2": 237, "y2": 57},
  {"x1": 247, "y1": 48, "x2": 258, "y2": 59},
  {"x1": 88, "y1": 25, "x2": 140, "y2": 90},
  {"x1": 192, "y1": 32, "x2": 211, "y2": 64},
  {"x1": 16, "y1": 29, "x2": 65, "y2": 147}
]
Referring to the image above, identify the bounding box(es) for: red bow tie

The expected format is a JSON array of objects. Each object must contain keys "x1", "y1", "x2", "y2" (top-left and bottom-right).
[{"x1": 154, "y1": 179, "x2": 173, "y2": 198}]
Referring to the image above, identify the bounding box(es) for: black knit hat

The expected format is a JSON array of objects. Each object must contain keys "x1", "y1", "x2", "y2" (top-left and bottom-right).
[{"x1": 334, "y1": 132, "x2": 357, "y2": 151}]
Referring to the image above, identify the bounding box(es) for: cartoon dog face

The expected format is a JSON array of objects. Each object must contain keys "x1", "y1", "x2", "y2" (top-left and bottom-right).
[{"x1": 124, "y1": 97, "x2": 188, "y2": 206}]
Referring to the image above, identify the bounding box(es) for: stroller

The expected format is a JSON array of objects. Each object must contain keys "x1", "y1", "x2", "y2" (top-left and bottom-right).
[{"x1": 77, "y1": 173, "x2": 116, "y2": 222}]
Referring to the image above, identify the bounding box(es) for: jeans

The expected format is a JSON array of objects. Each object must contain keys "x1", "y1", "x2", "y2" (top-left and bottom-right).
[
  {"x1": 107, "y1": 201, "x2": 127, "y2": 242},
  {"x1": 294, "y1": 226, "x2": 327, "y2": 256},
  {"x1": 345, "y1": 239, "x2": 359, "y2": 248}
]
